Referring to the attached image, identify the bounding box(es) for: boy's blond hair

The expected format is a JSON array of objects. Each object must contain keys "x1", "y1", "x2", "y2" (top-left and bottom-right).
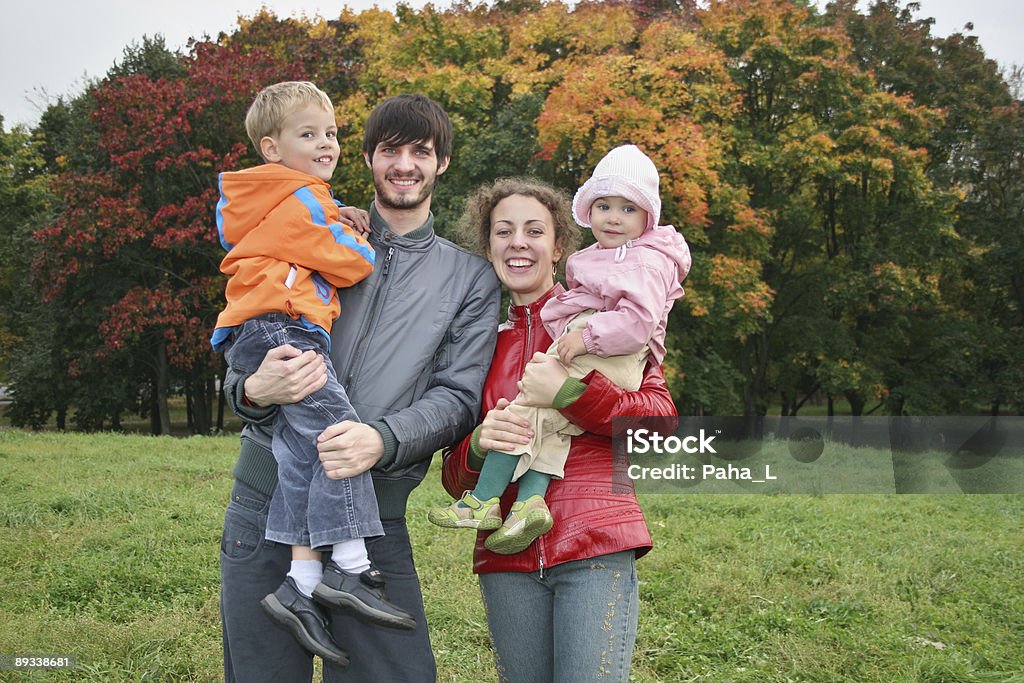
[{"x1": 244, "y1": 81, "x2": 334, "y2": 160}]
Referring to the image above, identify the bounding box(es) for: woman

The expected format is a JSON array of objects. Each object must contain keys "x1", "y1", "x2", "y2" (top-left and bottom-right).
[{"x1": 440, "y1": 177, "x2": 678, "y2": 682}]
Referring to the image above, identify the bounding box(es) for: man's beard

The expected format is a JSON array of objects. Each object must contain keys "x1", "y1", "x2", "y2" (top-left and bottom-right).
[{"x1": 374, "y1": 173, "x2": 437, "y2": 211}]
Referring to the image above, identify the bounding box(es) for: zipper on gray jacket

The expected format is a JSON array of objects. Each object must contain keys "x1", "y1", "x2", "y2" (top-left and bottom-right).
[{"x1": 346, "y1": 245, "x2": 395, "y2": 393}]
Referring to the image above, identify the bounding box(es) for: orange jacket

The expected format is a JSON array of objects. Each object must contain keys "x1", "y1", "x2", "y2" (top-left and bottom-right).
[{"x1": 211, "y1": 164, "x2": 374, "y2": 349}]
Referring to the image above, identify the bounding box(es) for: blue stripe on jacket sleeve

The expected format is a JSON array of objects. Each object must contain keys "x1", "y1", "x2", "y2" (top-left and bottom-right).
[
  {"x1": 216, "y1": 174, "x2": 233, "y2": 251},
  {"x1": 293, "y1": 186, "x2": 375, "y2": 266},
  {"x1": 210, "y1": 325, "x2": 234, "y2": 351}
]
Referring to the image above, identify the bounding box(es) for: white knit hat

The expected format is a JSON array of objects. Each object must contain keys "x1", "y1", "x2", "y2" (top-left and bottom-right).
[{"x1": 572, "y1": 144, "x2": 661, "y2": 233}]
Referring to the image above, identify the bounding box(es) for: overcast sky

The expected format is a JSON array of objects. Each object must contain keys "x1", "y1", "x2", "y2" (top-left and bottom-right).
[{"x1": 2, "y1": 1, "x2": 1021, "y2": 129}]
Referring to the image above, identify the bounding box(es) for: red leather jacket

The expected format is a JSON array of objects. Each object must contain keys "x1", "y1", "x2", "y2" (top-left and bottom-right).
[{"x1": 441, "y1": 284, "x2": 678, "y2": 574}]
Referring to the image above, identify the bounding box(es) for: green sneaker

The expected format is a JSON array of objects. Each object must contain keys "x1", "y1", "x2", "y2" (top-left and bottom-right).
[
  {"x1": 484, "y1": 495, "x2": 553, "y2": 555},
  {"x1": 427, "y1": 491, "x2": 502, "y2": 530}
]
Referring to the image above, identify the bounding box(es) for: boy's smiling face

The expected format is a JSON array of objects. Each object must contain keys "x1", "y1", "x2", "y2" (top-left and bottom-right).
[{"x1": 260, "y1": 104, "x2": 340, "y2": 182}]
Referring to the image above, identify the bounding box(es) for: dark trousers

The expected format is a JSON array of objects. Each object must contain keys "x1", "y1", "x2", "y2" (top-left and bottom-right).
[{"x1": 220, "y1": 480, "x2": 437, "y2": 682}]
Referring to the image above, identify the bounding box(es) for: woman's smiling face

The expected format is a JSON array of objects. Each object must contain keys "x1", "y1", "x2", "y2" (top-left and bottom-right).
[{"x1": 487, "y1": 194, "x2": 563, "y2": 306}]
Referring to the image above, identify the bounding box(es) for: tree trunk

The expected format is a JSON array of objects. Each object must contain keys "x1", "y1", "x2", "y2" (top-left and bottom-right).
[
  {"x1": 155, "y1": 339, "x2": 171, "y2": 435},
  {"x1": 216, "y1": 372, "x2": 226, "y2": 433},
  {"x1": 741, "y1": 336, "x2": 755, "y2": 418},
  {"x1": 741, "y1": 332, "x2": 770, "y2": 417},
  {"x1": 150, "y1": 383, "x2": 160, "y2": 435},
  {"x1": 189, "y1": 377, "x2": 213, "y2": 435},
  {"x1": 780, "y1": 392, "x2": 790, "y2": 416},
  {"x1": 845, "y1": 391, "x2": 865, "y2": 417}
]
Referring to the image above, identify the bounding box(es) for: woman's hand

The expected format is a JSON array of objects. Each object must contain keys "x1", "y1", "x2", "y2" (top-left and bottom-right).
[
  {"x1": 242, "y1": 344, "x2": 328, "y2": 406},
  {"x1": 515, "y1": 352, "x2": 569, "y2": 408},
  {"x1": 478, "y1": 398, "x2": 533, "y2": 453}
]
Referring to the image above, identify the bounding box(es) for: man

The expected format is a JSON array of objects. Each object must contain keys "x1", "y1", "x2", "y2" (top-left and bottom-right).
[{"x1": 219, "y1": 93, "x2": 501, "y2": 682}]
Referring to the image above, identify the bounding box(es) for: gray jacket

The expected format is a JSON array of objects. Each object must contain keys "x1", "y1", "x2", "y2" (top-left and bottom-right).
[{"x1": 224, "y1": 203, "x2": 501, "y2": 518}]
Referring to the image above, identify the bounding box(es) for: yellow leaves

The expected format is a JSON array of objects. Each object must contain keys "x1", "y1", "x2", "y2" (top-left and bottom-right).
[
  {"x1": 702, "y1": 0, "x2": 848, "y2": 66},
  {"x1": 567, "y1": 3, "x2": 637, "y2": 54},
  {"x1": 535, "y1": 22, "x2": 737, "y2": 232},
  {"x1": 684, "y1": 286, "x2": 713, "y2": 317},
  {"x1": 707, "y1": 254, "x2": 775, "y2": 333},
  {"x1": 349, "y1": 5, "x2": 505, "y2": 119},
  {"x1": 305, "y1": 18, "x2": 336, "y2": 40},
  {"x1": 870, "y1": 157, "x2": 895, "y2": 176},
  {"x1": 498, "y1": 2, "x2": 637, "y2": 93},
  {"x1": 867, "y1": 261, "x2": 942, "y2": 308},
  {"x1": 804, "y1": 132, "x2": 836, "y2": 155},
  {"x1": 727, "y1": 204, "x2": 773, "y2": 238},
  {"x1": 508, "y1": 2, "x2": 635, "y2": 60}
]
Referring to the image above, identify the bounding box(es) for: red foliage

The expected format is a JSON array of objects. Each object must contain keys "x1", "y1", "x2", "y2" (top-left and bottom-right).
[{"x1": 33, "y1": 14, "x2": 360, "y2": 373}]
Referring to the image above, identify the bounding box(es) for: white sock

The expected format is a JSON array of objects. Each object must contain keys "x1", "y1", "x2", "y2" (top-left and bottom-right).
[
  {"x1": 287, "y1": 559, "x2": 323, "y2": 597},
  {"x1": 331, "y1": 538, "x2": 371, "y2": 574}
]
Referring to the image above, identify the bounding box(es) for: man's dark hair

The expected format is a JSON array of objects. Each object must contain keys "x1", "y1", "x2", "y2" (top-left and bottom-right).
[{"x1": 362, "y1": 94, "x2": 452, "y2": 163}]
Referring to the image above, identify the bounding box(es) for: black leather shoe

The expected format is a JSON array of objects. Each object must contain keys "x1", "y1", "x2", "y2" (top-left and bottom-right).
[
  {"x1": 261, "y1": 577, "x2": 350, "y2": 667},
  {"x1": 313, "y1": 563, "x2": 417, "y2": 630}
]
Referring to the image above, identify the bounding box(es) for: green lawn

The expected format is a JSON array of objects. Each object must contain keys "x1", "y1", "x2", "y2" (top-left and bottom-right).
[{"x1": 0, "y1": 430, "x2": 1021, "y2": 682}]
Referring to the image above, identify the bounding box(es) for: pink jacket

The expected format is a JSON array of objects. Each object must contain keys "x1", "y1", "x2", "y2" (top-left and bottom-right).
[{"x1": 541, "y1": 224, "x2": 690, "y2": 364}]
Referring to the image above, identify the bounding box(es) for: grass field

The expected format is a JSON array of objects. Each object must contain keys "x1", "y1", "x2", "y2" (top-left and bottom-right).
[{"x1": 0, "y1": 429, "x2": 1021, "y2": 682}]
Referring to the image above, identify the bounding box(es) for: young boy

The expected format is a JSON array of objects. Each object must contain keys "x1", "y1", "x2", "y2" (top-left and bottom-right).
[
  {"x1": 429, "y1": 144, "x2": 691, "y2": 554},
  {"x1": 211, "y1": 81, "x2": 414, "y2": 667}
]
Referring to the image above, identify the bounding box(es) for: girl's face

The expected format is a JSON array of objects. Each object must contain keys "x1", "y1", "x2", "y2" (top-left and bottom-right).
[
  {"x1": 589, "y1": 196, "x2": 647, "y2": 249},
  {"x1": 487, "y1": 194, "x2": 563, "y2": 306}
]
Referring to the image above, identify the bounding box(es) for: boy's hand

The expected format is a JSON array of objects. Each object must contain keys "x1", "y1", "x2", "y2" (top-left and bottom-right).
[
  {"x1": 555, "y1": 330, "x2": 587, "y2": 367},
  {"x1": 339, "y1": 206, "x2": 370, "y2": 237}
]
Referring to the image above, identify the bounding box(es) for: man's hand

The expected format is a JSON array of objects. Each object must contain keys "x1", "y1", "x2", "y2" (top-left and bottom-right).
[
  {"x1": 318, "y1": 421, "x2": 384, "y2": 479},
  {"x1": 516, "y1": 352, "x2": 570, "y2": 408},
  {"x1": 242, "y1": 345, "x2": 328, "y2": 407},
  {"x1": 477, "y1": 398, "x2": 533, "y2": 453},
  {"x1": 338, "y1": 206, "x2": 371, "y2": 237},
  {"x1": 554, "y1": 330, "x2": 587, "y2": 367}
]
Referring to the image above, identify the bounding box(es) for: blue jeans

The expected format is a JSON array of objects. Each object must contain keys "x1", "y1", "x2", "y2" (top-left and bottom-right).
[
  {"x1": 479, "y1": 551, "x2": 639, "y2": 683},
  {"x1": 220, "y1": 480, "x2": 436, "y2": 682},
  {"x1": 224, "y1": 315, "x2": 383, "y2": 548}
]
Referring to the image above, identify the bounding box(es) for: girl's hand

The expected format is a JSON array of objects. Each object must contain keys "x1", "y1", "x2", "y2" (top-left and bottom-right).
[{"x1": 554, "y1": 330, "x2": 586, "y2": 367}]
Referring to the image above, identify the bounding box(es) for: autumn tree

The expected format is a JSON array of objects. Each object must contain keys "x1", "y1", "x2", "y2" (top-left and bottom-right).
[
  {"x1": 27, "y1": 17, "x2": 365, "y2": 433},
  {"x1": 695, "y1": 0, "x2": 964, "y2": 416},
  {"x1": 4, "y1": 0, "x2": 1019, "y2": 429},
  {"x1": 0, "y1": 117, "x2": 58, "y2": 427},
  {"x1": 836, "y1": 0, "x2": 1023, "y2": 414}
]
